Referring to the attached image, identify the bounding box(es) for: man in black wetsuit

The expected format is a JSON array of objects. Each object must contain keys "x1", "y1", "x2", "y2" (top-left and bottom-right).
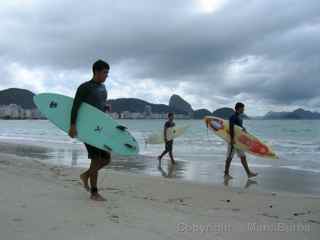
[
  {"x1": 68, "y1": 59, "x2": 110, "y2": 201},
  {"x1": 158, "y1": 112, "x2": 176, "y2": 166},
  {"x1": 224, "y1": 102, "x2": 257, "y2": 179}
]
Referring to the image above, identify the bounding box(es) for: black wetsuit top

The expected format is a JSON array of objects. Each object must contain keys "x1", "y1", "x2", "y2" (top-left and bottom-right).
[
  {"x1": 229, "y1": 113, "x2": 245, "y2": 140},
  {"x1": 70, "y1": 79, "x2": 107, "y2": 125},
  {"x1": 164, "y1": 120, "x2": 175, "y2": 129},
  {"x1": 164, "y1": 120, "x2": 175, "y2": 142}
]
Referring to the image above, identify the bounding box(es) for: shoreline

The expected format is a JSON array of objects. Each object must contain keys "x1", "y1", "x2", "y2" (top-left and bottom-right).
[
  {"x1": 1, "y1": 147, "x2": 319, "y2": 199},
  {"x1": 0, "y1": 138, "x2": 320, "y2": 196}
]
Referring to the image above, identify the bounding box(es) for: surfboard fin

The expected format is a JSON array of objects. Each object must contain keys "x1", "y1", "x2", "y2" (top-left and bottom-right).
[
  {"x1": 116, "y1": 125, "x2": 127, "y2": 131},
  {"x1": 124, "y1": 143, "x2": 136, "y2": 150},
  {"x1": 103, "y1": 145, "x2": 112, "y2": 151}
]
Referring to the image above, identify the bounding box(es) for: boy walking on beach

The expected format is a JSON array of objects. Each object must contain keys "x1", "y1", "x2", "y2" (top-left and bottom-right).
[
  {"x1": 224, "y1": 102, "x2": 257, "y2": 179},
  {"x1": 158, "y1": 112, "x2": 176, "y2": 166},
  {"x1": 68, "y1": 59, "x2": 111, "y2": 201}
]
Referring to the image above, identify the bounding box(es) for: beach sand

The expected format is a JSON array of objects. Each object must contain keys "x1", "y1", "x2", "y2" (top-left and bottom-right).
[{"x1": 0, "y1": 152, "x2": 319, "y2": 240}]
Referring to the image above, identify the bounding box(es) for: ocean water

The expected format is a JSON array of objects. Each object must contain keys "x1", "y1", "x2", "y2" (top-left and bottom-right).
[{"x1": 0, "y1": 119, "x2": 319, "y2": 195}]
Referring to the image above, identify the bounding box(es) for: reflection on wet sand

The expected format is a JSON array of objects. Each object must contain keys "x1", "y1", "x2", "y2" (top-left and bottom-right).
[
  {"x1": 71, "y1": 149, "x2": 80, "y2": 166},
  {"x1": 0, "y1": 142, "x2": 53, "y2": 160},
  {"x1": 245, "y1": 179, "x2": 258, "y2": 189},
  {"x1": 224, "y1": 177, "x2": 258, "y2": 189},
  {"x1": 1, "y1": 141, "x2": 320, "y2": 195},
  {"x1": 0, "y1": 141, "x2": 86, "y2": 165},
  {"x1": 157, "y1": 164, "x2": 177, "y2": 178}
]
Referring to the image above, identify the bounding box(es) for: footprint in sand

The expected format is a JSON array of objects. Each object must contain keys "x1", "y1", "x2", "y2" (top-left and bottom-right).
[
  {"x1": 167, "y1": 197, "x2": 192, "y2": 205},
  {"x1": 16, "y1": 202, "x2": 27, "y2": 208},
  {"x1": 85, "y1": 223, "x2": 96, "y2": 228},
  {"x1": 50, "y1": 167, "x2": 67, "y2": 177},
  {"x1": 307, "y1": 219, "x2": 320, "y2": 224},
  {"x1": 109, "y1": 215, "x2": 120, "y2": 223},
  {"x1": 293, "y1": 211, "x2": 310, "y2": 216},
  {"x1": 49, "y1": 226, "x2": 60, "y2": 231},
  {"x1": 102, "y1": 187, "x2": 124, "y2": 194},
  {"x1": 88, "y1": 201, "x2": 106, "y2": 208},
  {"x1": 260, "y1": 213, "x2": 279, "y2": 219},
  {"x1": 36, "y1": 193, "x2": 49, "y2": 197},
  {"x1": 211, "y1": 207, "x2": 221, "y2": 210},
  {"x1": 143, "y1": 196, "x2": 157, "y2": 201},
  {"x1": 104, "y1": 187, "x2": 120, "y2": 191},
  {"x1": 12, "y1": 218, "x2": 23, "y2": 223},
  {"x1": 0, "y1": 160, "x2": 11, "y2": 165}
]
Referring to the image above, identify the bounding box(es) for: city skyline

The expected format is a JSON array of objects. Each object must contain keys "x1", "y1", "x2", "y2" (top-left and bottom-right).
[{"x1": 1, "y1": 87, "x2": 320, "y2": 119}]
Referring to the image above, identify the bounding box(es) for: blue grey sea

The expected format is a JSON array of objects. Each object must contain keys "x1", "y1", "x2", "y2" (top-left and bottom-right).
[{"x1": 0, "y1": 119, "x2": 319, "y2": 195}]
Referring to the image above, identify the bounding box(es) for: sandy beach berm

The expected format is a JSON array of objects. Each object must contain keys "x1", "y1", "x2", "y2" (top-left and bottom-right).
[{"x1": 0, "y1": 151, "x2": 319, "y2": 240}]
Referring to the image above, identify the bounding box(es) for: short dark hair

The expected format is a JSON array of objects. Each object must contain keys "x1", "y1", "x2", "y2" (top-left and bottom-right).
[
  {"x1": 235, "y1": 102, "x2": 245, "y2": 110},
  {"x1": 168, "y1": 112, "x2": 174, "y2": 118},
  {"x1": 92, "y1": 59, "x2": 109, "y2": 74}
]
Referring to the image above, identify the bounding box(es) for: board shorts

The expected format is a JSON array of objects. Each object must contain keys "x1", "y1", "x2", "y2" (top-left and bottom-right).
[
  {"x1": 84, "y1": 143, "x2": 111, "y2": 160},
  {"x1": 226, "y1": 144, "x2": 245, "y2": 159},
  {"x1": 165, "y1": 140, "x2": 173, "y2": 152}
]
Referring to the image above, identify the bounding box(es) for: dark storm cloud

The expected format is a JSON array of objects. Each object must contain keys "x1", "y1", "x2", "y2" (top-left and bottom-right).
[{"x1": 0, "y1": 0, "x2": 320, "y2": 113}]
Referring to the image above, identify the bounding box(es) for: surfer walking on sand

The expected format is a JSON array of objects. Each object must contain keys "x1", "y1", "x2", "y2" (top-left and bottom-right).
[
  {"x1": 68, "y1": 60, "x2": 111, "y2": 201},
  {"x1": 224, "y1": 102, "x2": 258, "y2": 179},
  {"x1": 158, "y1": 112, "x2": 176, "y2": 166}
]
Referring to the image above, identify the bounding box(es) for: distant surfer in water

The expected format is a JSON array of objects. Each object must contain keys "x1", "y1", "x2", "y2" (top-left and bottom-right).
[
  {"x1": 68, "y1": 59, "x2": 111, "y2": 201},
  {"x1": 158, "y1": 112, "x2": 176, "y2": 166},
  {"x1": 224, "y1": 102, "x2": 258, "y2": 179}
]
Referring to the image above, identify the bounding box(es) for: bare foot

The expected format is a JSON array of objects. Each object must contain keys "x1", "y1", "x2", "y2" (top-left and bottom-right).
[
  {"x1": 90, "y1": 193, "x2": 106, "y2": 202},
  {"x1": 248, "y1": 172, "x2": 258, "y2": 178},
  {"x1": 224, "y1": 174, "x2": 233, "y2": 180},
  {"x1": 80, "y1": 173, "x2": 90, "y2": 192}
]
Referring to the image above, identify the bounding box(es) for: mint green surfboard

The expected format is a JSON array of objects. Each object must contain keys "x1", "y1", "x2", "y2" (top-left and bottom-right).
[{"x1": 33, "y1": 93, "x2": 139, "y2": 156}]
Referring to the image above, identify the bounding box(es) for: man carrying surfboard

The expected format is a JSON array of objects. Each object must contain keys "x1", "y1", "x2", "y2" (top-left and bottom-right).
[
  {"x1": 68, "y1": 60, "x2": 111, "y2": 201},
  {"x1": 224, "y1": 102, "x2": 257, "y2": 179},
  {"x1": 157, "y1": 112, "x2": 176, "y2": 165}
]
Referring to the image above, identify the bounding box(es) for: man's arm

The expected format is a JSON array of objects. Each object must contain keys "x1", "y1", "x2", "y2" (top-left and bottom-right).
[
  {"x1": 238, "y1": 119, "x2": 247, "y2": 132},
  {"x1": 229, "y1": 120, "x2": 235, "y2": 144},
  {"x1": 229, "y1": 115, "x2": 237, "y2": 145},
  {"x1": 164, "y1": 122, "x2": 169, "y2": 142},
  {"x1": 70, "y1": 85, "x2": 87, "y2": 125},
  {"x1": 69, "y1": 85, "x2": 87, "y2": 138}
]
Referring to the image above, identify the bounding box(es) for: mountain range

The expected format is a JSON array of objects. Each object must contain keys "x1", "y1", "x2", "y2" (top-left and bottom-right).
[
  {"x1": 264, "y1": 108, "x2": 320, "y2": 119},
  {"x1": 0, "y1": 88, "x2": 36, "y2": 109},
  {"x1": 1, "y1": 88, "x2": 319, "y2": 119}
]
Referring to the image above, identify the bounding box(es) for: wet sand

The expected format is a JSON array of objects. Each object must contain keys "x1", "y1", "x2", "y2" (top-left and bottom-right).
[{"x1": 1, "y1": 139, "x2": 320, "y2": 195}]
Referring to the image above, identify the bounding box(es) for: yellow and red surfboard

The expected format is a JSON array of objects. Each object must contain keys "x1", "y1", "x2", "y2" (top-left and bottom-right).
[{"x1": 204, "y1": 116, "x2": 278, "y2": 159}]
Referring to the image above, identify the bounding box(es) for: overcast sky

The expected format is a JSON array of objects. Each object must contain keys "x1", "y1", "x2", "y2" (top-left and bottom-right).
[{"x1": 1, "y1": 0, "x2": 319, "y2": 115}]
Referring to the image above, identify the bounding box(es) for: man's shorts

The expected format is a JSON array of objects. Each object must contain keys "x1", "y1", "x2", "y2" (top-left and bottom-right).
[
  {"x1": 84, "y1": 143, "x2": 111, "y2": 160},
  {"x1": 165, "y1": 140, "x2": 173, "y2": 152},
  {"x1": 226, "y1": 144, "x2": 246, "y2": 159}
]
